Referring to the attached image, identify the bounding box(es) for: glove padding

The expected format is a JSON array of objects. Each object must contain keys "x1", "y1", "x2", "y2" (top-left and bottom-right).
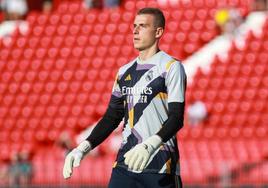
[
  {"x1": 124, "y1": 135, "x2": 162, "y2": 172},
  {"x1": 63, "y1": 140, "x2": 91, "y2": 179}
]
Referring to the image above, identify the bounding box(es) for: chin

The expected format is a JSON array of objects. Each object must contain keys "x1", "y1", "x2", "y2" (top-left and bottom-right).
[{"x1": 134, "y1": 45, "x2": 145, "y2": 51}]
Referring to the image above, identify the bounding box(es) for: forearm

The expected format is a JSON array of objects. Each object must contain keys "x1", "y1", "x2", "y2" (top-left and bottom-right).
[
  {"x1": 156, "y1": 102, "x2": 185, "y2": 143},
  {"x1": 86, "y1": 106, "x2": 124, "y2": 149}
]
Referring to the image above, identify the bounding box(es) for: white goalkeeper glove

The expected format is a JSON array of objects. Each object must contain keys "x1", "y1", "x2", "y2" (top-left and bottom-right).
[
  {"x1": 124, "y1": 135, "x2": 162, "y2": 172},
  {"x1": 63, "y1": 140, "x2": 91, "y2": 179}
]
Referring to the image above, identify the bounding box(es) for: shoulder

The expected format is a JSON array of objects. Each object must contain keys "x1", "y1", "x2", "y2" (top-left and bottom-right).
[{"x1": 159, "y1": 51, "x2": 184, "y2": 73}]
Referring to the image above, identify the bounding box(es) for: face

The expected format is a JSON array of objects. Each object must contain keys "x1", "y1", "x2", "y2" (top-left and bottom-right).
[{"x1": 133, "y1": 14, "x2": 163, "y2": 51}]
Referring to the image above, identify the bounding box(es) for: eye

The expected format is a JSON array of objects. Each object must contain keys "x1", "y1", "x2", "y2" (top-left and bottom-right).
[{"x1": 140, "y1": 24, "x2": 146, "y2": 28}]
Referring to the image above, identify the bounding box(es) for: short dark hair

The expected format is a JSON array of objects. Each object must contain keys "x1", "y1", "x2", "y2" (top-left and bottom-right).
[{"x1": 137, "y1": 7, "x2": 165, "y2": 29}]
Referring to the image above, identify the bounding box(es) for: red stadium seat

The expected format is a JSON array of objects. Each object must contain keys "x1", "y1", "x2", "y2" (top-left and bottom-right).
[
  {"x1": 109, "y1": 11, "x2": 121, "y2": 23},
  {"x1": 27, "y1": 118, "x2": 39, "y2": 130},
  {"x1": 36, "y1": 14, "x2": 49, "y2": 26},
  {"x1": 73, "y1": 13, "x2": 85, "y2": 25},
  {"x1": 76, "y1": 35, "x2": 88, "y2": 46}
]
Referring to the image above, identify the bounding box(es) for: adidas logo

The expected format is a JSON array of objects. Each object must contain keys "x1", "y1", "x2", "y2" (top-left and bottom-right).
[{"x1": 124, "y1": 74, "x2": 131, "y2": 81}]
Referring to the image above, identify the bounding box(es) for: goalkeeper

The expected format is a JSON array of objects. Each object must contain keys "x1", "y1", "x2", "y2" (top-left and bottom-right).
[{"x1": 63, "y1": 7, "x2": 186, "y2": 188}]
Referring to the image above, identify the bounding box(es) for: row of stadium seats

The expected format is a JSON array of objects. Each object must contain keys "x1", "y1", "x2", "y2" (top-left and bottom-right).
[
  {"x1": 54, "y1": 0, "x2": 252, "y2": 14},
  {"x1": 4, "y1": 40, "x2": 268, "y2": 62},
  {"x1": 27, "y1": 10, "x2": 218, "y2": 28},
  {"x1": 1, "y1": 48, "x2": 135, "y2": 61},
  {"x1": 179, "y1": 125, "x2": 268, "y2": 139},
  {"x1": 0, "y1": 70, "x2": 115, "y2": 83}
]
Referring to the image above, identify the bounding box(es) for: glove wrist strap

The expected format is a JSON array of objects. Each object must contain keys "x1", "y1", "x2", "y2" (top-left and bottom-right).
[
  {"x1": 143, "y1": 135, "x2": 162, "y2": 154},
  {"x1": 77, "y1": 140, "x2": 92, "y2": 154}
]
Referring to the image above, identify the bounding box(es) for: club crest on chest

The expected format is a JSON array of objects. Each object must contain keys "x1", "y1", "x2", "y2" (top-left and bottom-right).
[{"x1": 145, "y1": 70, "x2": 154, "y2": 82}]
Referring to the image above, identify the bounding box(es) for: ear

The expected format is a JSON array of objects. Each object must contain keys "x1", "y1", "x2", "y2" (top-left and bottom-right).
[{"x1": 155, "y1": 27, "x2": 164, "y2": 39}]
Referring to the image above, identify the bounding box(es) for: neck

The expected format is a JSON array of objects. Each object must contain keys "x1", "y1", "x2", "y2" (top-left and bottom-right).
[{"x1": 139, "y1": 43, "x2": 160, "y2": 61}]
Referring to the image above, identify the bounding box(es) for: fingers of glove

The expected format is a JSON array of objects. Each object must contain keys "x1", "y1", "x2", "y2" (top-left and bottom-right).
[
  {"x1": 132, "y1": 155, "x2": 143, "y2": 171},
  {"x1": 124, "y1": 150, "x2": 133, "y2": 165},
  {"x1": 63, "y1": 155, "x2": 74, "y2": 179},
  {"x1": 73, "y1": 152, "x2": 83, "y2": 167},
  {"x1": 139, "y1": 156, "x2": 149, "y2": 171},
  {"x1": 128, "y1": 152, "x2": 139, "y2": 170}
]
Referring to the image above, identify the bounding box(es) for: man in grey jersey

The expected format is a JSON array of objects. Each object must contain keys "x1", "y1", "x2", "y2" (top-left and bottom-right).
[{"x1": 63, "y1": 7, "x2": 186, "y2": 188}]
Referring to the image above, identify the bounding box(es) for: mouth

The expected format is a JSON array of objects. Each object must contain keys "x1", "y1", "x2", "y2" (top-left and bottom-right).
[{"x1": 133, "y1": 38, "x2": 140, "y2": 41}]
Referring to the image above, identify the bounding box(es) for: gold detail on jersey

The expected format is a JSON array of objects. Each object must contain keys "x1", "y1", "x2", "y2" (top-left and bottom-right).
[
  {"x1": 113, "y1": 162, "x2": 117, "y2": 168},
  {"x1": 165, "y1": 59, "x2": 176, "y2": 71},
  {"x1": 129, "y1": 108, "x2": 134, "y2": 128},
  {"x1": 124, "y1": 74, "x2": 132, "y2": 81},
  {"x1": 166, "y1": 159, "x2": 172, "y2": 174},
  {"x1": 156, "y1": 92, "x2": 168, "y2": 99},
  {"x1": 115, "y1": 73, "x2": 118, "y2": 80}
]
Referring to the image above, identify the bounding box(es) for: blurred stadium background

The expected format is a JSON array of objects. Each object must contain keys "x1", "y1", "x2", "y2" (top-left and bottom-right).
[{"x1": 0, "y1": 0, "x2": 267, "y2": 187}]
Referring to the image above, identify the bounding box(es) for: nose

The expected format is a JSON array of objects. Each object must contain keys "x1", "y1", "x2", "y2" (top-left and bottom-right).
[{"x1": 133, "y1": 26, "x2": 139, "y2": 34}]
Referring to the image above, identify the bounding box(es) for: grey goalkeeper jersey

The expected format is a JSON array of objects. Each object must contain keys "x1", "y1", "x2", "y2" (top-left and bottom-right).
[{"x1": 109, "y1": 51, "x2": 186, "y2": 175}]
